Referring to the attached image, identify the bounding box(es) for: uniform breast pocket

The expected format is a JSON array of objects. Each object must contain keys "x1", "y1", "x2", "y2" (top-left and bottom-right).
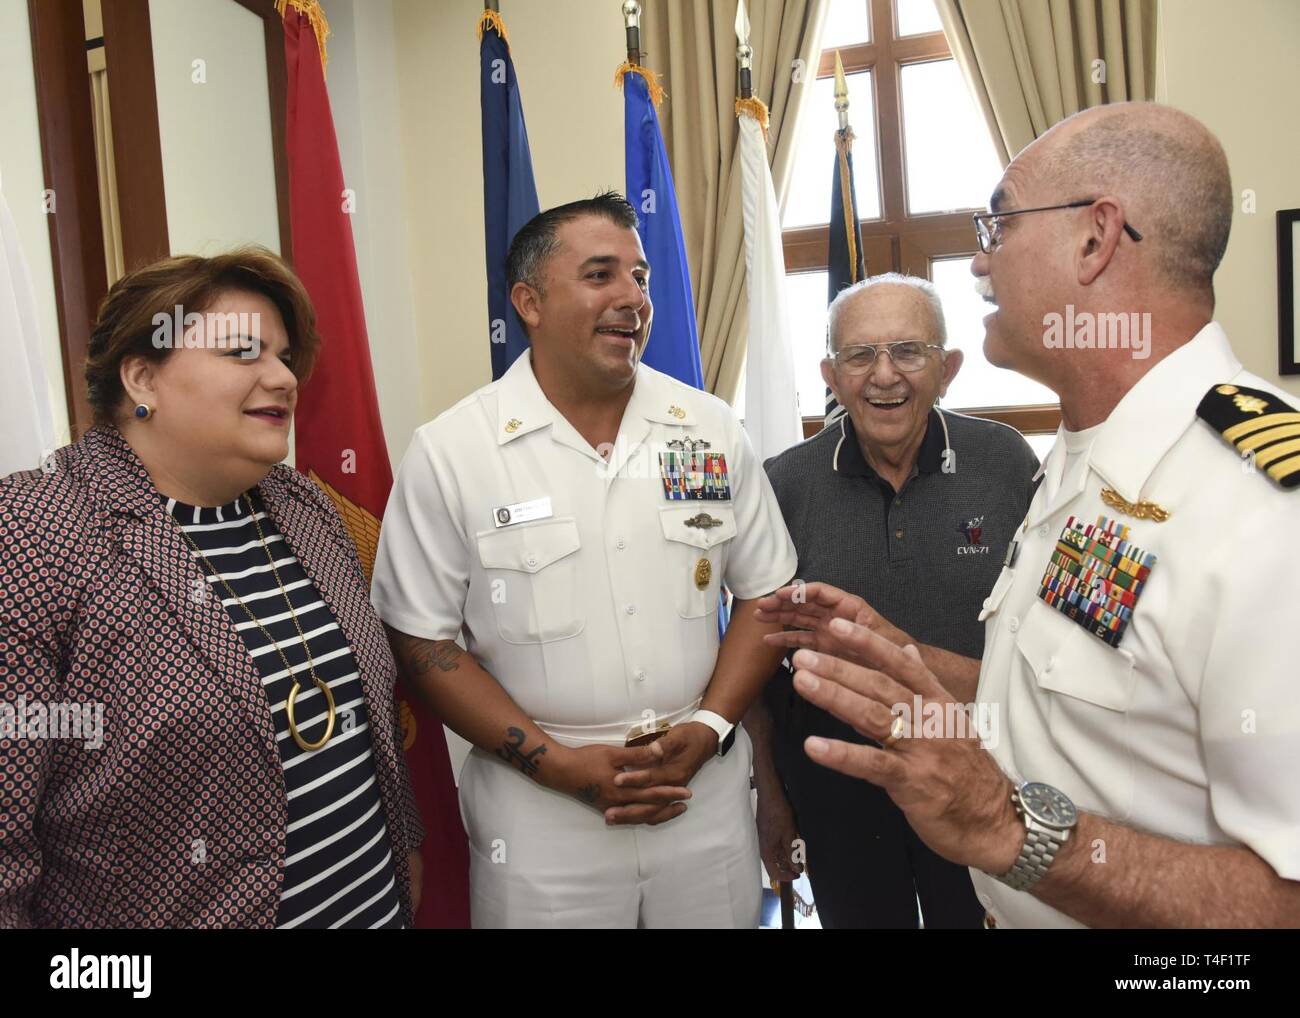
[
  {"x1": 1016, "y1": 597, "x2": 1137, "y2": 817},
  {"x1": 658, "y1": 505, "x2": 737, "y2": 618},
  {"x1": 475, "y1": 517, "x2": 584, "y2": 644}
]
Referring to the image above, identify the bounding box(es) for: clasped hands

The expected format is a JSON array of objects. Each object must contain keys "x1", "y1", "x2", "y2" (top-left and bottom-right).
[
  {"x1": 546, "y1": 721, "x2": 719, "y2": 827},
  {"x1": 754, "y1": 581, "x2": 1023, "y2": 875}
]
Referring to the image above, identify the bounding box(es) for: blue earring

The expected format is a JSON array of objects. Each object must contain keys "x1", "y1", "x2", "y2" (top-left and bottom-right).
[{"x1": 134, "y1": 403, "x2": 153, "y2": 420}]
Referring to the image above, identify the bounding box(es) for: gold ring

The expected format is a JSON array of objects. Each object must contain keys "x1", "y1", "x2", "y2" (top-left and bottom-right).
[{"x1": 882, "y1": 714, "x2": 907, "y2": 748}]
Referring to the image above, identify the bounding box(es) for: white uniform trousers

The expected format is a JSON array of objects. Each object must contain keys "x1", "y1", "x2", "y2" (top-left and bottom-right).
[{"x1": 458, "y1": 728, "x2": 761, "y2": 929}]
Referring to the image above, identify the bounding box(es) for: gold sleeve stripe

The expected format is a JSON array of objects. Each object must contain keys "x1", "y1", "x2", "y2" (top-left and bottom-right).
[
  {"x1": 1237, "y1": 422, "x2": 1300, "y2": 452},
  {"x1": 1222, "y1": 411, "x2": 1300, "y2": 443}
]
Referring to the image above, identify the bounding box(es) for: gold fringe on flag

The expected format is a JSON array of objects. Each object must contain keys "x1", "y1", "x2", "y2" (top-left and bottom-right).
[
  {"x1": 275, "y1": 0, "x2": 330, "y2": 74},
  {"x1": 614, "y1": 61, "x2": 667, "y2": 107},
  {"x1": 477, "y1": 9, "x2": 510, "y2": 46},
  {"x1": 834, "y1": 127, "x2": 859, "y2": 284},
  {"x1": 734, "y1": 96, "x2": 770, "y2": 141}
]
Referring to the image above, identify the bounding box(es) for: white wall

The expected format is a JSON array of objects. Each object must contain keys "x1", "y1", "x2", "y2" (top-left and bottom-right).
[
  {"x1": 320, "y1": 0, "x2": 425, "y2": 473},
  {"x1": 1157, "y1": 0, "x2": 1300, "y2": 398},
  {"x1": 0, "y1": 0, "x2": 71, "y2": 449},
  {"x1": 390, "y1": 0, "x2": 626, "y2": 424},
  {"x1": 149, "y1": 0, "x2": 281, "y2": 256}
]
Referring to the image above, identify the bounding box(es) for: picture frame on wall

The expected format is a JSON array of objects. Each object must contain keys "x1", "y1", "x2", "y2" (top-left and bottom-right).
[{"x1": 1279, "y1": 208, "x2": 1300, "y2": 375}]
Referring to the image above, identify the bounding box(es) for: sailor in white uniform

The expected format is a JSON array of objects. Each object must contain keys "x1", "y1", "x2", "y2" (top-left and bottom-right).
[{"x1": 372, "y1": 193, "x2": 796, "y2": 928}]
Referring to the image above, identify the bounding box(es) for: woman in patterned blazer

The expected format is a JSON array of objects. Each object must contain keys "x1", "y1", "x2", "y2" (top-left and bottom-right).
[{"x1": 0, "y1": 248, "x2": 427, "y2": 928}]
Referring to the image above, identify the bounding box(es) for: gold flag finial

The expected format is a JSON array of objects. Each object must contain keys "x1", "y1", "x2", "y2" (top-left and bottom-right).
[{"x1": 833, "y1": 51, "x2": 850, "y2": 130}]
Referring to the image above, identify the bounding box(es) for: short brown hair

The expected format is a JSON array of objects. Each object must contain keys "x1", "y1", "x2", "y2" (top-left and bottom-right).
[{"x1": 84, "y1": 246, "x2": 321, "y2": 425}]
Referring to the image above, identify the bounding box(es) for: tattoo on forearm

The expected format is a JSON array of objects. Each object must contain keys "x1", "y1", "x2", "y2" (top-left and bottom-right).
[
  {"x1": 406, "y1": 639, "x2": 463, "y2": 677},
  {"x1": 576, "y1": 784, "x2": 600, "y2": 804},
  {"x1": 496, "y1": 726, "x2": 547, "y2": 778}
]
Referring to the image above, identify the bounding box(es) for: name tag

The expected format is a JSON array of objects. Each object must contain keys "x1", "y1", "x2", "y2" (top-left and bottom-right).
[{"x1": 492, "y1": 496, "x2": 553, "y2": 528}]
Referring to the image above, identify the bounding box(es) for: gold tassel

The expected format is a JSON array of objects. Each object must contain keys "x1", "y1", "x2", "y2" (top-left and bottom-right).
[
  {"x1": 477, "y1": 9, "x2": 510, "y2": 46},
  {"x1": 734, "y1": 96, "x2": 770, "y2": 141},
  {"x1": 614, "y1": 61, "x2": 667, "y2": 108},
  {"x1": 834, "y1": 127, "x2": 859, "y2": 283},
  {"x1": 275, "y1": 0, "x2": 330, "y2": 74}
]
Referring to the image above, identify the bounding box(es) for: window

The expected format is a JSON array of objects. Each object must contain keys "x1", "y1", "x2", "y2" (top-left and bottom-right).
[{"x1": 773, "y1": 0, "x2": 1061, "y2": 441}]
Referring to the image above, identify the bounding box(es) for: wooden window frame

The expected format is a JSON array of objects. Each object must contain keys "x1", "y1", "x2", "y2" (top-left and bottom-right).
[{"x1": 789, "y1": 0, "x2": 1061, "y2": 440}]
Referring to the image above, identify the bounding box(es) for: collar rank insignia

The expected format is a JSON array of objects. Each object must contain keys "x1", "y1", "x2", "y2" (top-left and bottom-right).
[
  {"x1": 668, "y1": 405, "x2": 686, "y2": 419},
  {"x1": 504, "y1": 418, "x2": 522, "y2": 434},
  {"x1": 1197, "y1": 383, "x2": 1300, "y2": 489},
  {"x1": 1038, "y1": 515, "x2": 1155, "y2": 649}
]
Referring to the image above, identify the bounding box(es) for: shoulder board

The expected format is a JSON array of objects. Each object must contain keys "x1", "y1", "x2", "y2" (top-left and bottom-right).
[{"x1": 1195, "y1": 383, "x2": 1300, "y2": 489}]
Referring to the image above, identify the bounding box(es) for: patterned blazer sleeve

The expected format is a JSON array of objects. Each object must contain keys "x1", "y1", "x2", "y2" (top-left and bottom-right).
[{"x1": 0, "y1": 474, "x2": 79, "y2": 928}]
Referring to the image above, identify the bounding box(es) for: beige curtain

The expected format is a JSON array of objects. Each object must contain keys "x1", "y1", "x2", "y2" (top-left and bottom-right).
[
  {"x1": 642, "y1": 0, "x2": 828, "y2": 403},
  {"x1": 935, "y1": 0, "x2": 1157, "y2": 166}
]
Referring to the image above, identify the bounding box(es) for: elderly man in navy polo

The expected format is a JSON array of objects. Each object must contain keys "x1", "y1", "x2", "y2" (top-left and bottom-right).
[{"x1": 747, "y1": 273, "x2": 1038, "y2": 928}]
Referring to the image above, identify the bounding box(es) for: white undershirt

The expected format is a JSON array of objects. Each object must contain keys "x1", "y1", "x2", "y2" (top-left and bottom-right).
[{"x1": 1048, "y1": 423, "x2": 1103, "y2": 503}]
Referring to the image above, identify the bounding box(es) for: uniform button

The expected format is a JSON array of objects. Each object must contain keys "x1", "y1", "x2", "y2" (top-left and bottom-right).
[
  {"x1": 525, "y1": 554, "x2": 537, "y2": 568},
  {"x1": 634, "y1": 669, "x2": 646, "y2": 682},
  {"x1": 1038, "y1": 525, "x2": 1049, "y2": 538},
  {"x1": 894, "y1": 529, "x2": 905, "y2": 539},
  {"x1": 616, "y1": 538, "x2": 626, "y2": 550},
  {"x1": 625, "y1": 605, "x2": 637, "y2": 616},
  {"x1": 1045, "y1": 655, "x2": 1056, "y2": 673},
  {"x1": 978, "y1": 893, "x2": 992, "y2": 908},
  {"x1": 1008, "y1": 616, "x2": 1020, "y2": 633}
]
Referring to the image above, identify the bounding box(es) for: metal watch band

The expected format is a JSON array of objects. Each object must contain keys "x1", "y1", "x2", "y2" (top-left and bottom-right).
[{"x1": 1000, "y1": 823, "x2": 1065, "y2": 891}]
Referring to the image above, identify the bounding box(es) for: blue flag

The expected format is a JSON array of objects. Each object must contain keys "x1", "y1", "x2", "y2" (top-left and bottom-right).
[
  {"x1": 624, "y1": 70, "x2": 728, "y2": 632},
  {"x1": 623, "y1": 71, "x2": 704, "y2": 390},
  {"x1": 480, "y1": 18, "x2": 540, "y2": 380}
]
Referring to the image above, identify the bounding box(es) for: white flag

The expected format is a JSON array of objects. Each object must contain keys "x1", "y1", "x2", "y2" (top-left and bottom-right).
[
  {"x1": 738, "y1": 110, "x2": 802, "y2": 463},
  {"x1": 0, "y1": 186, "x2": 55, "y2": 477}
]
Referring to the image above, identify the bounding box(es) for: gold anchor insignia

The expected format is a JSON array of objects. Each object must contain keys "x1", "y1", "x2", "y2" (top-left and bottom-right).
[
  {"x1": 694, "y1": 557, "x2": 713, "y2": 589},
  {"x1": 1232, "y1": 393, "x2": 1268, "y2": 415},
  {"x1": 505, "y1": 418, "x2": 522, "y2": 433},
  {"x1": 1100, "y1": 487, "x2": 1171, "y2": 522},
  {"x1": 668, "y1": 405, "x2": 686, "y2": 419},
  {"x1": 1215, "y1": 384, "x2": 1239, "y2": 395}
]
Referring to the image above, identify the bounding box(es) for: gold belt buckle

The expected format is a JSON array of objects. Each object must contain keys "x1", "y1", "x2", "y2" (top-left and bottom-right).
[{"x1": 624, "y1": 720, "x2": 672, "y2": 748}]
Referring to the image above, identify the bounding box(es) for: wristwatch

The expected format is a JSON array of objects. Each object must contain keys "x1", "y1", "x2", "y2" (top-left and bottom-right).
[
  {"x1": 993, "y1": 781, "x2": 1078, "y2": 891},
  {"x1": 689, "y1": 709, "x2": 736, "y2": 757}
]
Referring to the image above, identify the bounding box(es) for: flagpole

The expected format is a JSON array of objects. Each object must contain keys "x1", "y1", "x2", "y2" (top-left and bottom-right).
[{"x1": 623, "y1": 0, "x2": 641, "y2": 65}]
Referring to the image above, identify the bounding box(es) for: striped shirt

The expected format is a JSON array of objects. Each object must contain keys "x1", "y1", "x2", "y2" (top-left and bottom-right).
[{"x1": 167, "y1": 489, "x2": 404, "y2": 929}]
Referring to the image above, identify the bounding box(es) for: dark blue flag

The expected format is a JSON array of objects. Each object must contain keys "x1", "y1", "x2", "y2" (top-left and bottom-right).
[{"x1": 480, "y1": 14, "x2": 540, "y2": 380}]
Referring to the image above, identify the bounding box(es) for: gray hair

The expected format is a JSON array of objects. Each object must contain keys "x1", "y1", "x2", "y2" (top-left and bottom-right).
[{"x1": 826, "y1": 272, "x2": 948, "y2": 352}]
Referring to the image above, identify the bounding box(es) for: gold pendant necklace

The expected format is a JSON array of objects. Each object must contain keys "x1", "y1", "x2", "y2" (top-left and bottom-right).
[{"x1": 176, "y1": 494, "x2": 336, "y2": 752}]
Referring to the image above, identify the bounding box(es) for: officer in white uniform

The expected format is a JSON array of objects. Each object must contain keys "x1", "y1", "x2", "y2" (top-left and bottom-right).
[
  {"x1": 751, "y1": 103, "x2": 1300, "y2": 928},
  {"x1": 969, "y1": 322, "x2": 1300, "y2": 927},
  {"x1": 372, "y1": 194, "x2": 796, "y2": 928}
]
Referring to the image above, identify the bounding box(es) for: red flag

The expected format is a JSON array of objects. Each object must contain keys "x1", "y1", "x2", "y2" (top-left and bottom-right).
[{"x1": 280, "y1": 0, "x2": 469, "y2": 928}]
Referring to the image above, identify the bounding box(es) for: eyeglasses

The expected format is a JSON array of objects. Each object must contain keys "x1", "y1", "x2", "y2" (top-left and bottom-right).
[
  {"x1": 972, "y1": 199, "x2": 1143, "y2": 254},
  {"x1": 828, "y1": 341, "x2": 944, "y2": 375}
]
